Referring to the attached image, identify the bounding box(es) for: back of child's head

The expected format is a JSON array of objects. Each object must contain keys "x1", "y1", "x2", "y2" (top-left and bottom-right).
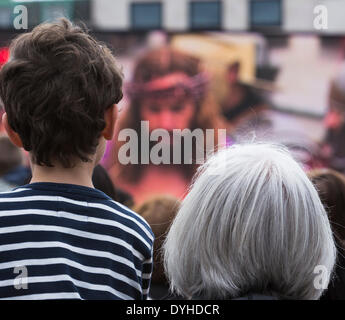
[{"x1": 0, "y1": 18, "x2": 123, "y2": 168}]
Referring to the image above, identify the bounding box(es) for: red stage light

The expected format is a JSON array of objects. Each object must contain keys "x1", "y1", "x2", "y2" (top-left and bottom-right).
[{"x1": 0, "y1": 47, "x2": 9, "y2": 67}]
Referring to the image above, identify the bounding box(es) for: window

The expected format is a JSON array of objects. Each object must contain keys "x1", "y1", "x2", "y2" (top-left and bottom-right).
[
  {"x1": 28, "y1": 3, "x2": 41, "y2": 27},
  {"x1": 250, "y1": 0, "x2": 282, "y2": 27},
  {"x1": 190, "y1": 1, "x2": 221, "y2": 30},
  {"x1": 41, "y1": 2, "x2": 73, "y2": 22},
  {"x1": 0, "y1": 7, "x2": 12, "y2": 29},
  {"x1": 131, "y1": 2, "x2": 162, "y2": 30},
  {"x1": 74, "y1": 0, "x2": 91, "y2": 24},
  {"x1": 40, "y1": 1, "x2": 90, "y2": 25}
]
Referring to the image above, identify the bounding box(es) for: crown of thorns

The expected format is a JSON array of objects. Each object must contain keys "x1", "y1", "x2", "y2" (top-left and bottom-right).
[{"x1": 125, "y1": 72, "x2": 209, "y2": 100}]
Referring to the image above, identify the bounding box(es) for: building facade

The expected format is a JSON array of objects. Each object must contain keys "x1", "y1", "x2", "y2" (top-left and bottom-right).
[
  {"x1": 0, "y1": 0, "x2": 344, "y2": 34},
  {"x1": 91, "y1": 0, "x2": 345, "y2": 34}
]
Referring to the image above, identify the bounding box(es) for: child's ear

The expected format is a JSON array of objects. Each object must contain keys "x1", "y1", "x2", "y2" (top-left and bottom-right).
[
  {"x1": 102, "y1": 104, "x2": 118, "y2": 141},
  {"x1": 2, "y1": 112, "x2": 23, "y2": 148}
]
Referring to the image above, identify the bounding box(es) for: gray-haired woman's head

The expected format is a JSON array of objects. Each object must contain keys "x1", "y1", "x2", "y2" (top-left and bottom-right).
[{"x1": 163, "y1": 143, "x2": 336, "y2": 300}]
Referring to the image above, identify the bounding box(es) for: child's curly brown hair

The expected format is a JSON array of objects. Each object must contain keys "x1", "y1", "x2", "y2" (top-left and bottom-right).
[{"x1": 0, "y1": 18, "x2": 123, "y2": 168}]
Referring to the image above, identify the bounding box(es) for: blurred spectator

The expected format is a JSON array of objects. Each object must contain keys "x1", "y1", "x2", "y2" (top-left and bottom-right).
[
  {"x1": 92, "y1": 164, "x2": 134, "y2": 208},
  {"x1": 92, "y1": 164, "x2": 117, "y2": 199},
  {"x1": 134, "y1": 195, "x2": 180, "y2": 299},
  {"x1": 0, "y1": 135, "x2": 30, "y2": 191},
  {"x1": 322, "y1": 63, "x2": 345, "y2": 172},
  {"x1": 109, "y1": 47, "x2": 222, "y2": 205},
  {"x1": 309, "y1": 168, "x2": 345, "y2": 300},
  {"x1": 113, "y1": 185, "x2": 134, "y2": 209},
  {"x1": 164, "y1": 143, "x2": 336, "y2": 300},
  {"x1": 221, "y1": 62, "x2": 270, "y2": 134}
]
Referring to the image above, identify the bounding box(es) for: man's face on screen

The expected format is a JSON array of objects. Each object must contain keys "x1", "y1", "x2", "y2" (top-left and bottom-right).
[{"x1": 140, "y1": 96, "x2": 196, "y2": 133}]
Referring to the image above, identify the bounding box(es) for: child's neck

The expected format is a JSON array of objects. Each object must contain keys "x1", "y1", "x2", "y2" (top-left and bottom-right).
[{"x1": 30, "y1": 161, "x2": 95, "y2": 188}]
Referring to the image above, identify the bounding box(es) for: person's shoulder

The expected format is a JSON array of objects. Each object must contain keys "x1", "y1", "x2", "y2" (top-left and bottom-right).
[
  {"x1": 101, "y1": 199, "x2": 154, "y2": 243},
  {"x1": 107, "y1": 199, "x2": 154, "y2": 231},
  {"x1": 0, "y1": 185, "x2": 32, "y2": 198}
]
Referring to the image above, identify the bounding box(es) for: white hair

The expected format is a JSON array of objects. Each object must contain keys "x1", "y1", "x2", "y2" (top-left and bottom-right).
[{"x1": 163, "y1": 143, "x2": 336, "y2": 300}]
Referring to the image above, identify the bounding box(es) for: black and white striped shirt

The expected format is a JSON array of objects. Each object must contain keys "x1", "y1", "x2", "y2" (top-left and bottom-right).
[{"x1": 0, "y1": 182, "x2": 154, "y2": 300}]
